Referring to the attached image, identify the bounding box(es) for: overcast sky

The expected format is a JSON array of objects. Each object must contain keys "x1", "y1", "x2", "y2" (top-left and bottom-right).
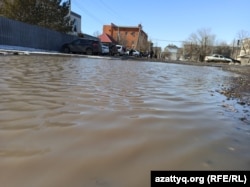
[{"x1": 71, "y1": 0, "x2": 250, "y2": 48}]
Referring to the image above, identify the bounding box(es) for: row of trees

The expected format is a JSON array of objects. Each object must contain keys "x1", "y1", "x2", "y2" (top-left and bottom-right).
[
  {"x1": 162, "y1": 28, "x2": 250, "y2": 62},
  {"x1": 0, "y1": 0, "x2": 72, "y2": 33}
]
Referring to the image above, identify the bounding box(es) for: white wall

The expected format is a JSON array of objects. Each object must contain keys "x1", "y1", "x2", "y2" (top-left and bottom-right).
[{"x1": 70, "y1": 12, "x2": 81, "y2": 34}]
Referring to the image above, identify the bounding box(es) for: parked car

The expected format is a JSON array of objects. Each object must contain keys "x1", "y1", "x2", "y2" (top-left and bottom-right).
[
  {"x1": 101, "y1": 44, "x2": 109, "y2": 55},
  {"x1": 116, "y1": 45, "x2": 126, "y2": 56},
  {"x1": 140, "y1": 51, "x2": 149, "y2": 57},
  {"x1": 204, "y1": 54, "x2": 232, "y2": 63},
  {"x1": 109, "y1": 44, "x2": 118, "y2": 56},
  {"x1": 126, "y1": 49, "x2": 140, "y2": 57},
  {"x1": 61, "y1": 38, "x2": 102, "y2": 55}
]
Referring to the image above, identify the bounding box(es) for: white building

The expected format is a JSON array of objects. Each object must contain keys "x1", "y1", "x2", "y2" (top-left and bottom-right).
[
  {"x1": 70, "y1": 11, "x2": 81, "y2": 34},
  {"x1": 239, "y1": 38, "x2": 250, "y2": 56},
  {"x1": 239, "y1": 38, "x2": 250, "y2": 65},
  {"x1": 165, "y1": 44, "x2": 178, "y2": 60}
]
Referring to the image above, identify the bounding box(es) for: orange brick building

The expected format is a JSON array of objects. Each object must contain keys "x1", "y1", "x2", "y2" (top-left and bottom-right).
[{"x1": 102, "y1": 23, "x2": 149, "y2": 51}]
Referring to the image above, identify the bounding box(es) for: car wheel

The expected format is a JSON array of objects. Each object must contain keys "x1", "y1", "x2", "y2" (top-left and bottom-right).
[
  {"x1": 63, "y1": 47, "x2": 70, "y2": 53},
  {"x1": 86, "y1": 48, "x2": 93, "y2": 55}
]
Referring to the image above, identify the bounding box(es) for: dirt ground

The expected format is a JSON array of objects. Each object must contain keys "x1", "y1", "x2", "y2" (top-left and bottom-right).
[{"x1": 221, "y1": 65, "x2": 250, "y2": 105}]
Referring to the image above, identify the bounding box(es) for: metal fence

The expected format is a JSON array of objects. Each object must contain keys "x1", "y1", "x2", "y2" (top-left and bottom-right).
[{"x1": 0, "y1": 16, "x2": 79, "y2": 51}]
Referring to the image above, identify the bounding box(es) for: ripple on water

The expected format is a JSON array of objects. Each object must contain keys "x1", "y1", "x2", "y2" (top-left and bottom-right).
[
  {"x1": 0, "y1": 56, "x2": 249, "y2": 187},
  {"x1": 0, "y1": 148, "x2": 50, "y2": 158}
]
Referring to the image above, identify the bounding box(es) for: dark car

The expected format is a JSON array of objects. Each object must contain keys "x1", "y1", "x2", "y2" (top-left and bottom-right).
[
  {"x1": 108, "y1": 44, "x2": 118, "y2": 56},
  {"x1": 61, "y1": 38, "x2": 102, "y2": 55}
]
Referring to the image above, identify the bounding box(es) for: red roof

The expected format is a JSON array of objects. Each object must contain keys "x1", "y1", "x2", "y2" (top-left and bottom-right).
[{"x1": 98, "y1": 33, "x2": 116, "y2": 43}]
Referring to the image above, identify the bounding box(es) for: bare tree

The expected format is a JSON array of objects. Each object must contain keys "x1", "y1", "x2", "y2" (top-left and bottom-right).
[
  {"x1": 182, "y1": 41, "x2": 200, "y2": 61},
  {"x1": 93, "y1": 31, "x2": 101, "y2": 37},
  {"x1": 161, "y1": 50, "x2": 171, "y2": 60},
  {"x1": 213, "y1": 41, "x2": 231, "y2": 57},
  {"x1": 183, "y1": 28, "x2": 216, "y2": 61}
]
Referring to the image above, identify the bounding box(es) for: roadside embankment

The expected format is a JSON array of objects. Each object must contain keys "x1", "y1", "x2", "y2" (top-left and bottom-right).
[{"x1": 220, "y1": 65, "x2": 250, "y2": 105}]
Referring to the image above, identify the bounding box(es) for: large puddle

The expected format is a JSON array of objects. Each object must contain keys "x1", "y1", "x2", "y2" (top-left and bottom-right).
[{"x1": 0, "y1": 56, "x2": 249, "y2": 187}]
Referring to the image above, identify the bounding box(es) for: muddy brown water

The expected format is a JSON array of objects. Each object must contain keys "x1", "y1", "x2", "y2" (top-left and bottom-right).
[{"x1": 0, "y1": 56, "x2": 249, "y2": 187}]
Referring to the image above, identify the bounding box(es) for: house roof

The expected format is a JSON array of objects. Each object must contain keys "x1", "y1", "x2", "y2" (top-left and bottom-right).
[
  {"x1": 70, "y1": 11, "x2": 81, "y2": 18},
  {"x1": 111, "y1": 23, "x2": 142, "y2": 29},
  {"x1": 98, "y1": 33, "x2": 116, "y2": 43}
]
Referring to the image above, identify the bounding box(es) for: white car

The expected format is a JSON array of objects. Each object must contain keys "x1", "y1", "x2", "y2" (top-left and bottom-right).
[
  {"x1": 204, "y1": 54, "x2": 232, "y2": 63},
  {"x1": 116, "y1": 45, "x2": 126, "y2": 55},
  {"x1": 101, "y1": 44, "x2": 109, "y2": 55},
  {"x1": 126, "y1": 49, "x2": 140, "y2": 57}
]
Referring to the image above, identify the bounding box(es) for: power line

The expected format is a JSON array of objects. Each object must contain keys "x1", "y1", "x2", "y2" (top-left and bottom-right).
[
  {"x1": 73, "y1": 0, "x2": 126, "y2": 26},
  {"x1": 73, "y1": 0, "x2": 105, "y2": 25},
  {"x1": 98, "y1": 0, "x2": 126, "y2": 22},
  {"x1": 98, "y1": 0, "x2": 119, "y2": 18},
  {"x1": 71, "y1": 1, "x2": 184, "y2": 46},
  {"x1": 152, "y1": 38, "x2": 185, "y2": 43}
]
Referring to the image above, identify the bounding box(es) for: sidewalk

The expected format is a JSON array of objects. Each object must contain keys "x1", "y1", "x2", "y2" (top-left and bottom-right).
[
  {"x1": 0, "y1": 45, "x2": 59, "y2": 55},
  {"x1": 0, "y1": 45, "x2": 115, "y2": 60}
]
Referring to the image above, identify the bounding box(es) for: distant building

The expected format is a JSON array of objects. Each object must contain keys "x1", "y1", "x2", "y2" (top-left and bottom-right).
[
  {"x1": 69, "y1": 11, "x2": 81, "y2": 34},
  {"x1": 101, "y1": 23, "x2": 148, "y2": 51},
  {"x1": 152, "y1": 47, "x2": 162, "y2": 59},
  {"x1": 239, "y1": 38, "x2": 250, "y2": 56},
  {"x1": 239, "y1": 38, "x2": 250, "y2": 65},
  {"x1": 165, "y1": 44, "x2": 179, "y2": 60}
]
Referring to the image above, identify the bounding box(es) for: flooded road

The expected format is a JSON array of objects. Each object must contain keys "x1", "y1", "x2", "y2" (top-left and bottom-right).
[{"x1": 0, "y1": 56, "x2": 249, "y2": 187}]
